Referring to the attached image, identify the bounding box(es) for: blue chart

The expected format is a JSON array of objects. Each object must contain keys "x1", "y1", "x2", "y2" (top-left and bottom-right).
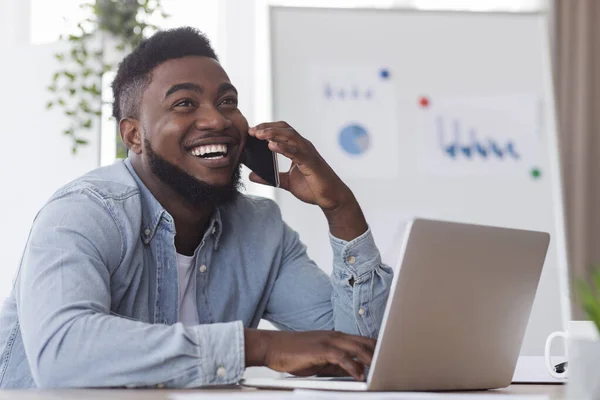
[
  {"x1": 324, "y1": 84, "x2": 373, "y2": 100},
  {"x1": 339, "y1": 124, "x2": 370, "y2": 155},
  {"x1": 322, "y1": 67, "x2": 388, "y2": 101},
  {"x1": 310, "y1": 64, "x2": 398, "y2": 179},
  {"x1": 436, "y1": 117, "x2": 521, "y2": 161}
]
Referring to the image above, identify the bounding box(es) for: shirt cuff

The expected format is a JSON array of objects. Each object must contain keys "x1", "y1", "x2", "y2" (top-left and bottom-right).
[
  {"x1": 329, "y1": 227, "x2": 382, "y2": 278},
  {"x1": 193, "y1": 320, "x2": 245, "y2": 385}
]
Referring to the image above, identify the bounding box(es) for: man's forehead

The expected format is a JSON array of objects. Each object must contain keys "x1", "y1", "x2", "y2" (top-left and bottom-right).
[{"x1": 150, "y1": 56, "x2": 229, "y2": 87}]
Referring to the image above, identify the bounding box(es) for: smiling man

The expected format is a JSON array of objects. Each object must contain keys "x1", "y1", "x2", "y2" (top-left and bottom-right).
[{"x1": 0, "y1": 27, "x2": 393, "y2": 389}]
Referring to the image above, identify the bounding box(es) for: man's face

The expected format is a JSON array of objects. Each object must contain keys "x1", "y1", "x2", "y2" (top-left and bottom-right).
[{"x1": 137, "y1": 56, "x2": 248, "y2": 193}]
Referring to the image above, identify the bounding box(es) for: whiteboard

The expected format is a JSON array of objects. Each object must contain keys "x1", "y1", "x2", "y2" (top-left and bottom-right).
[{"x1": 269, "y1": 6, "x2": 570, "y2": 357}]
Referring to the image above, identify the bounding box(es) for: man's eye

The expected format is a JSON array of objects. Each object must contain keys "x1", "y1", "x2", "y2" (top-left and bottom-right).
[
  {"x1": 219, "y1": 97, "x2": 238, "y2": 107},
  {"x1": 174, "y1": 99, "x2": 194, "y2": 108}
]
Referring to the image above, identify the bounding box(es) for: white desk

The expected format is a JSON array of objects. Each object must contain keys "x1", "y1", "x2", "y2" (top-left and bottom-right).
[{"x1": 0, "y1": 384, "x2": 565, "y2": 400}]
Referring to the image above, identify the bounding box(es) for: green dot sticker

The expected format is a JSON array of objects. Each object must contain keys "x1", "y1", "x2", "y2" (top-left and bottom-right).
[{"x1": 531, "y1": 168, "x2": 542, "y2": 180}]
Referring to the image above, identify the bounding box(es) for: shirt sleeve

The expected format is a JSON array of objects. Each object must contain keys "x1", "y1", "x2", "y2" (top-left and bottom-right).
[
  {"x1": 16, "y1": 189, "x2": 245, "y2": 388},
  {"x1": 264, "y1": 216, "x2": 393, "y2": 338}
]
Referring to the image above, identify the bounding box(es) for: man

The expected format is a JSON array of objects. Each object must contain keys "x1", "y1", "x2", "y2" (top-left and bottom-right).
[{"x1": 0, "y1": 27, "x2": 393, "y2": 389}]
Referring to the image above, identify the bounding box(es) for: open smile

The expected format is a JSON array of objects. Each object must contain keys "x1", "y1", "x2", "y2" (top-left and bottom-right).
[{"x1": 186, "y1": 142, "x2": 237, "y2": 168}]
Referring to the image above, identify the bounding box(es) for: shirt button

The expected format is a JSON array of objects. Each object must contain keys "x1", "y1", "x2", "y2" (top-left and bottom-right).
[
  {"x1": 144, "y1": 228, "x2": 151, "y2": 236},
  {"x1": 199, "y1": 264, "x2": 207, "y2": 273},
  {"x1": 347, "y1": 256, "x2": 356, "y2": 265},
  {"x1": 217, "y1": 367, "x2": 226, "y2": 377},
  {"x1": 358, "y1": 308, "x2": 365, "y2": 316}
]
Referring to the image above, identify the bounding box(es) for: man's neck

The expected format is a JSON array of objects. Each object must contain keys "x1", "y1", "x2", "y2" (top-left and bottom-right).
[{"x1": 131, "y1": 160, "x2": 213, "y2": 256}]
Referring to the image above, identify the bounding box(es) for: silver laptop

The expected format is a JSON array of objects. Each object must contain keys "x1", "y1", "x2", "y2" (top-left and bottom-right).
[{"x1": 242, "y1": 218, "x2": 550, "y2": 391}]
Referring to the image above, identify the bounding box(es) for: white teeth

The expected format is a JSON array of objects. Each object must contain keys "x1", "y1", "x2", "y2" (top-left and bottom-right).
[{"x1": 190, "y1": 143, "x2": 228, "y2": 157}]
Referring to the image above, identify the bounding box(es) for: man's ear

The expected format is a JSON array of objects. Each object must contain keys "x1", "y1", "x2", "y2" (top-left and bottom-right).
[{"x1": 119, "y1": 118, "x2": 142, "y2": 154}]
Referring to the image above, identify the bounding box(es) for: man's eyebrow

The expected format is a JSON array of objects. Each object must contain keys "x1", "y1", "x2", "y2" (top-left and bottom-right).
[
  {"x1": 164, "y1": 82, "x2": 203, "y2": 99},
  {"x1": 217, "y1": 82, "x2": 238, "y2": 96}
]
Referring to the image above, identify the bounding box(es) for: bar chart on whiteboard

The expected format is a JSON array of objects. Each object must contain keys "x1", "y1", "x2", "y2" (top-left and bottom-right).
[{"x1": 417, "y1": 94, "x2": 542, "y2": 178}]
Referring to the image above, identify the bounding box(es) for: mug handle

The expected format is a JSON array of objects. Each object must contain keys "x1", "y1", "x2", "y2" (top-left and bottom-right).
[{"x1": 545, "y1": 331, "x2": 568, "y2": 379}]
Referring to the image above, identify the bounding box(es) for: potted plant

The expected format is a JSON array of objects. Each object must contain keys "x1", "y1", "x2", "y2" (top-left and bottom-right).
[
  {"x1": 568, "y1": 268, "x2": 600, "y2": 399},
  {"x1": 46, "y1": 0, "x2": 167, "y2": 155}
]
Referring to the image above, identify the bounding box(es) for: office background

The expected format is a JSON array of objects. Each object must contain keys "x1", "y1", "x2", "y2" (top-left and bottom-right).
[{"x1": 0, "y1": 0, "x2": 597, "y2": 353}]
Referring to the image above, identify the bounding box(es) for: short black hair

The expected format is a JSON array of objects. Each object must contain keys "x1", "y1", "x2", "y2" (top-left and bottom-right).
[{"x1": 111, "y1": 27, "x2": 218, "y2": 121}]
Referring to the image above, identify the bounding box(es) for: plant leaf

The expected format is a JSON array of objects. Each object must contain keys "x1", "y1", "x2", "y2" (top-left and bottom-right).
[
  {"x1": 593, "y1": 268, "x2": 600, "y2": 300},
  {"x1": 577, "y1": 279, "x2": 600, "y2": 332}
]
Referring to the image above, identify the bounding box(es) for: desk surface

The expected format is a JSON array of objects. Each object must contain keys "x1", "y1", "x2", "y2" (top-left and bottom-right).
[{"x1": 0, "y1": 384, "x2": 566, "y2": 399}]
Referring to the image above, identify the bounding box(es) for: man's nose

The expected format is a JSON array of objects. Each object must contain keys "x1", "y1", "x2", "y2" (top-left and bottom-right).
[{"x1": 194, "y1": 106, "x2": 233, "y2": 131}]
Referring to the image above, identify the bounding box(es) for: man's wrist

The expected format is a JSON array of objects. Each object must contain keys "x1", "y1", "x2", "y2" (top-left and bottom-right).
[
  {"x1": 244, "y1": 328, "x2": 269, "y2": 367},
  {"x1": 323, "y1": 194, "x2": 368, "y2": 242}
]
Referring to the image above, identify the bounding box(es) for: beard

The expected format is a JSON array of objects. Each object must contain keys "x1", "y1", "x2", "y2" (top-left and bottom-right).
[{"x1": 144, "y1": 139, "x2": 242, "y2": 208}]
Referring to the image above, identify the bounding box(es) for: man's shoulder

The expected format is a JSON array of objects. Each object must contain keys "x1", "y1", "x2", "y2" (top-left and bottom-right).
[
  {"x1": 53, "y1": 160, "x2": 140, "y2": 202},
  {"x1": 223, "y1": 194, "x2": 284, "y2": 227},
  {"x1": 233, "y1": 194, "x2": 280, "y2": 212}
]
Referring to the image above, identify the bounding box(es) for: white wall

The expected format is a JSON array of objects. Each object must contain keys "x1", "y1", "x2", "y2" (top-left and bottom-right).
[
  {"x1": 0, "y1": 0, "x2": 30, "y2": 47},
  {"x1": 0, "y1": 42, "x2": 100, "y2": 303}
]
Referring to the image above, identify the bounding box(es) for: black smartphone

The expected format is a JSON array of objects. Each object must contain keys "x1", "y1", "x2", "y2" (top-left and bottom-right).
[{"x1": 241, "y1": 135, "x2": 280, "y2": 187}]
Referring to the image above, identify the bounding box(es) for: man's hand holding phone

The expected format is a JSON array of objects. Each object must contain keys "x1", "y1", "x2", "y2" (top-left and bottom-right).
[{"x1": 247, "y1": 121, "x2": 368, "y2": 242}]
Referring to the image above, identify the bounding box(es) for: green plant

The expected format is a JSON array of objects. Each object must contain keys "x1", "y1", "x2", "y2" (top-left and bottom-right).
[
  {"x1": 577, "y1": 266, "x2": 600, "y2": 333},
  {"x1": 46, "y1": 0, "x2": 167, "y2": 154}
]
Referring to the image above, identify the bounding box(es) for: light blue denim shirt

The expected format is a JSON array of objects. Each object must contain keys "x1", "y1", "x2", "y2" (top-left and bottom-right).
[{"x1": 0, "y1": 159, "x2": 393, "y2": 389}]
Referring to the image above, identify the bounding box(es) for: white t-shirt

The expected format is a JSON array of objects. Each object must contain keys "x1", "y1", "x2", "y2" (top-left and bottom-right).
[{"x1": 176, "y1": 253, "x2": 199, "y2": 325}]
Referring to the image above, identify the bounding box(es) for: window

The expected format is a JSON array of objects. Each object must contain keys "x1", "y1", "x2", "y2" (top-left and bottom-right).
[
  {"x1": 31, "y1": 0, "x2": 219, "y2": 46},
  {"x1": 410, "y1": 0, "x2": 546, "y2": 11}
]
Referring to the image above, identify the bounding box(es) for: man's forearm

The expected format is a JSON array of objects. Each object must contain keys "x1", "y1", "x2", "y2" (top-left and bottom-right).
[{"x1": 20, "y1": 311, "x2": 244, "y2": 388}]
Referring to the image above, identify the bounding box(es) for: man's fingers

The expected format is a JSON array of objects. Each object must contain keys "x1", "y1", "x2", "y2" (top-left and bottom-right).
[
  {"x1": 248, "y1": 172, "x2": 270, "y2": 185},
  {"x1": 333, "y1": 339, "x2": 374, "y2": 367},
  {"x1": 335, "y1": 332, "x2": 376, "y2": 352},
  {"x1": 268, "y1": 141, "x2": 299, "y2": 161},
  {"x1": 350, "y1": 336, "x2": 377, "y2": 353},
  {"x1": 254, "y1": 127, "x2": 306, "y2": 150},
  {"x1": 268, "y1": 141, "x2": 323, "y2": 172},
  {"x1": 251, "y1": 121, "x2": 290, "y2": 132},
  {"x1": 315, "y1": 364, "x2": 351, "y2": 378},
  {"x1": 325, "y1": 350, "x2": 365, "y2": 381}
]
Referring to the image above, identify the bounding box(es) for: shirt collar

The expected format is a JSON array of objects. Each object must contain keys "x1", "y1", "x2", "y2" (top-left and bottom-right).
[
  {"x1": 124, "y1": 158, "x2": 224, "y2": 249},
  {"x1": 208, "y1": 208, "x2": 223, "y2": 251}
]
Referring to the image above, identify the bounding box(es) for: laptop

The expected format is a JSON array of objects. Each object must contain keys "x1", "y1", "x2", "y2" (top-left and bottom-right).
[{"x1": 242, "y1": 218, "x2": 550, "y2": 391}]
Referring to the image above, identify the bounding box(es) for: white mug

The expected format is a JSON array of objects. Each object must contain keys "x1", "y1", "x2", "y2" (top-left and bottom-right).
[{"x1": 544, "y1": 321, "x2": 599, "y2": 379}]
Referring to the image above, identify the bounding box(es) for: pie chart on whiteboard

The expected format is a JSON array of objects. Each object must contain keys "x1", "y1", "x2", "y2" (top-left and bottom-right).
[{"x1": 338, "y1": 123, "x2": 370, "y2": 156}]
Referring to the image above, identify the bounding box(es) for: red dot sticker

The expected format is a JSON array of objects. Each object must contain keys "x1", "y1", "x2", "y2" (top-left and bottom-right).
[{"x1": 419, "y1": 96, "x2": 430, "y2": 108}]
